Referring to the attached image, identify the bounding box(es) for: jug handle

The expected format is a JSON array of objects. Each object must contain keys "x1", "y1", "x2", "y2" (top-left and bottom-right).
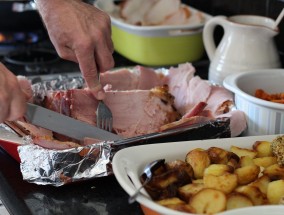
[{"x1": 203, "y1": 16, "x2": 227, "y2": 61}]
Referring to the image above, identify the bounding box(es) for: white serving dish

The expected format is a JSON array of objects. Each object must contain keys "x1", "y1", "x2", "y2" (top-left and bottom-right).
[
  {"x1": 223, "y1": 69, "x2": 284, "y2": 136},
  {"x1": 94, "y1": 0, "x2": 212, "y2": 66},
  {"x1": 112, "y1": 134, "x2": 284, "y2": 215}
]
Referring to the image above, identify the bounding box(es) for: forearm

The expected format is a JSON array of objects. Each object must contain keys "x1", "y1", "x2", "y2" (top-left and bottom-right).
[{"x1": 35, "y1": 0, "x2": 82, "y2": 19}]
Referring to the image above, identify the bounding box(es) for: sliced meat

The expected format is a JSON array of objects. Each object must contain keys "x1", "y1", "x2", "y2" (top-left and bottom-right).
[
  {"x1": 5, "y1": 120, "x2": 52, "y2": 137},
  {"x1": 182, "y1": 101, "x2": 207, "y2": 118},
  {"x1": 41, "y1": 86, "x2": 180, "y2": 139},
  {"x1": 165, "y1": 63, "x2": 211, "y2": 115},
  {"x1": 136, "y1": 66, "x2": 163, "y2": 90},
  {"x1": 44, "y1": 89, "x2": 98, "y2": 126},
  {"x1": 100, "y1": 68, "x2": 139, "y2": 90},
  {"x1": 160, "y1": 115, "x2": 213, "y2": 131},
  {"x1": 218, "y1": 110, "x2": 247, "y2": 137},
  {"x1": 205, "y1": 85, "x2": 234, "y2": 116},
  {"x1": 32, "y1": 135, "x2": 81, "y2": 150},
  {"x1": 104, "y1": 86, "x2": 180, "y2": 138},
  {"x1": 70, "y1": 89, "x2": 98, "y2": 126},
  {"x1": 100, "y1": 66, "x2": 163, "y2": 91},
  {"x1": 165, "y1": 63, "x2": 195, "y2": 114}
]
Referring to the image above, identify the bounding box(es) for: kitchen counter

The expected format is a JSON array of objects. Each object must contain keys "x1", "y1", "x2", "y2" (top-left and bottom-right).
[{"x1": 0, "y1": 52, "x2": 209, "y2": 215}]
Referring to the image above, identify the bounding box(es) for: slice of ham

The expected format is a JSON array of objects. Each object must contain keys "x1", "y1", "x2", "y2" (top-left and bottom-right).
[
  {"x1": 104, "y1": 86, "x2": 180, "y2": 138},
  {"x1": 205, "y1": 85, "x2": 234, "y2": 116},
  {"x1": 165, "y1": 63, "x2": 211, "y2": 115},
  {"x1": 218, "y1": 110, "x2": 247, "y2": 137},
  {"x1": 100, "y1": 66, "x2": 163, "y2": 91},
  {"x1": 44, "y1": 89, "x2": 98, "y2": 126},
  {"x1": 182, "y1": 102, "x2": 207, "y2": 119},
  {"x1": 164, "y1": 63, "x2": 195, "y2": 114},
  {"x1": 160, "y1": 115, "x2": 214, "y2": 132},
  {"x1": 32, "y1": 135, "x2": 81, "y2": 150},
  {"x1": 100, "y1": 68, "x2": 139, "y2": 90},
  {"x1": 40, "y1": 86, "x2": 179, "y2": 139}
]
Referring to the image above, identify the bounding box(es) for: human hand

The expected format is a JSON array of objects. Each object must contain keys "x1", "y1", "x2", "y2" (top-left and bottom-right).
[
  {"x1": 0, "y1": 64, "x2": 30, "y2": 123},
  {"x1": 36, "y1": 0, "x2": 114, "y2": 99}
]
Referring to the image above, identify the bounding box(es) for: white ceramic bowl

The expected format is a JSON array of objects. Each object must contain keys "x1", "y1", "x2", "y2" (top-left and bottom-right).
[
  {"x1": 112, "y1": 135, "x2": 284, "y2": 215},
  {"x1": 223, "y1": 69, "x2": 284, "y2": 136}
]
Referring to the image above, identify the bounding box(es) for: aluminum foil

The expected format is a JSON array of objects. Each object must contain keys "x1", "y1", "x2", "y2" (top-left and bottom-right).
[{"x1": 18, "y1": 139, "x2": 113, "y2": 187}]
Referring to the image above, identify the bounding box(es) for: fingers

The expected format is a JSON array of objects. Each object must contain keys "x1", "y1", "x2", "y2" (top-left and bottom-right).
[
  {"x1": 6, "y1": 93, "x2": 26, "y2": 122},
  {"x1": 0, "y1": 65, "x2": 27, "y2": 122},
  {"x1": 74, "y1": 41, "x2": 99, "y2": 86},
  {"x1": 94, "y1": 12, "x2": 115, "y2": 72}
]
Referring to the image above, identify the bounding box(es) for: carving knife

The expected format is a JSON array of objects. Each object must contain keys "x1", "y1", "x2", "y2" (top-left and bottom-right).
[{"x1": 25, "y1": 103, "x2": 122, "y2": 141}]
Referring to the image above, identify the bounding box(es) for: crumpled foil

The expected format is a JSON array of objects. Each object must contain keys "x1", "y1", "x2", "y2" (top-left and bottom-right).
[
  {"x1": 18, "y1": 139, "x2": 113, "y2": 187},
  {"x1": 31, "y1": 74, "x2": 85, "y2": 104},
  {"x1": 16, "y1": 72, "x2": 232, "y2": 187}
]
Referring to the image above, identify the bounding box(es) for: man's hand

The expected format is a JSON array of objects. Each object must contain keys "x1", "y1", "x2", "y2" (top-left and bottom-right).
[{"x1": 36, "y1": 0, "x2": 115, "y2": 99}]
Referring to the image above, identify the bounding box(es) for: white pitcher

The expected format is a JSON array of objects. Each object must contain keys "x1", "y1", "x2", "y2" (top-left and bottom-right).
[{"x1": 203, "y1": 15, "x2": 282, "y2": 85}]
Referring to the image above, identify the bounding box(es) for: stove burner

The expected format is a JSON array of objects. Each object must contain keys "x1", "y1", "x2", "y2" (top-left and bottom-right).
[
  {"x1": 4, "y1": 49, "x2": 59, "y2": 66},
  {"x1": 0, "y1": 32, "x2": 40, "y2": 45}
]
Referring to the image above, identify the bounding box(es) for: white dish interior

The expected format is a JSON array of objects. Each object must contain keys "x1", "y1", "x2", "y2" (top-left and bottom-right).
[
  {"x1": 223, "y1": 69, "x2": 284, "y2": 110},
  {"x1": 94, "y1": 0, "x2": 212, "y2": 36},
  {"x1": 223, "y1": 69, "x2": 284, "y2": 136},
  {"x1": 112, "y1": 134, "x2": 284, "y2": 215}
]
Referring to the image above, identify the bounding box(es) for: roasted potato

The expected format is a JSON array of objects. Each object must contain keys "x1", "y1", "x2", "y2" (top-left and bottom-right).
[
  {"x1": 226, "y1": 192, "x2": 253, "y2": 210},
  {"x1": 248, "y1": 175, "x2": 270, "y2": 194},
  {"x1": 143, "y1": 160, "x2": 192, "y2": 200},
  {"x1": 230, "y1": 145, "x2": 257, "y2": 158},
  {"x1": 207, "y1": 147, "x2": 230, "y2": 164},
  {"x1": 267, "y1": 180, "x2": 284, "y2": 204},
  {"x1": 204, "y1": 164, "x2": 234, "y2": 176},
  {"x1": 203, "y1": 173, "x2": 238, "y2": 194},
  {"x1": 253, "y1": 141, "x2": 273, "y2": 157},
  {"x1": 157, "y1": 197, "x2": 185, "y2": 205},
  {"x1": 235, "y1": 164, "x2": 260, "y2": 185},
  {"x1": 239, "y1": 156, "x2": 254, "y2": 167},
  {"x1": 189, "y1": 188, "x2": 226, "y2": 214},
  {"x1": 253, "y1": 156, "x2": 277, "y2": 168},
  {"x1": 263, "y1": 163, "x2": 284, "y2": 180},
  {"x1": 185, "y1": 148, "x2": 210, "y2": 179},
  {"x1": 178, "y1": 183, "x2": 204, "y2": 202},
  {"x1": 192, "y1": 179, "x2": 203, "y2": 184},
  {"x1": 235, "y1": 185, "x2": 267, "y2": 205}
]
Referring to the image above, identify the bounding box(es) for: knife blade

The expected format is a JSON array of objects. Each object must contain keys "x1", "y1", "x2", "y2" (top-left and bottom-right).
[{"x1": 25, "y1": 103, "x2": 122, "y2": 141}]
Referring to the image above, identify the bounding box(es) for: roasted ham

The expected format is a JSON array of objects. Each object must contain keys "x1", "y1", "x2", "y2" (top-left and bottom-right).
[{"x1": 7, "y1": 62, "x2": 247, "y2": 150}]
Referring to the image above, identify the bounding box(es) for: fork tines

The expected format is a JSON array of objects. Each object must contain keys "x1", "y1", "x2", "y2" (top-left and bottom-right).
[{"x1": 96, "y1": 101, "x2": 113, "y2": 132}]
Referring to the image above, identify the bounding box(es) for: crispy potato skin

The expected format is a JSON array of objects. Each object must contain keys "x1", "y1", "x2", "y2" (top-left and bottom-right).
[
  {"x1": 235, "y1": 165, "x2": 260, "y2": 185},
  {"x1": 189, "y1": 188, "x2": 226, "y2": 214},
  {"x1": 226, "y1": 192, "x2": 253, "y2": 210},
  {"x1": 185, "y1": 149, "x2": 210, "y2": 179}
]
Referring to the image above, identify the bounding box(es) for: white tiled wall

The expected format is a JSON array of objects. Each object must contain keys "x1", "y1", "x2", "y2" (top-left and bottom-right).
[{"x1": 0, "y1": 200, "x2": 10, "y2": 215}]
